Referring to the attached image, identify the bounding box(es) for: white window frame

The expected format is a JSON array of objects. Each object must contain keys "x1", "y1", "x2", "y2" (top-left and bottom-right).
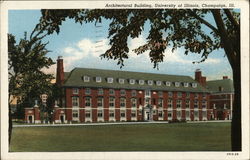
[
  {"x1": 85, "y1": 88, "x2": 91, "y2": 95},
  {"x1": 168, "y1": 92, "x2": 173, "y2": 97},
  {"x1": 83, "y1": 76, "x2": 90, "y2": 82},
  {"x1": 139, "y1": 80, "x2": 144, "y2": 85},
  {"x1": 177, "y1": 110, "x2": 181, "y2": 120},
  {"x1": 186, "y1": 100, "x2": 190, "y2": 108},
  {"x1": 97, "y1": 97, "x2": 103, "y2": 107},
  {"x1": 98, "y1": 88, "x2": 103, "y2": 95},
  {"x1": 177, "y1": 99, "x2": 182, "y2": 108},
  {"x1": 96, "y1": 76, "x2": 102, "y2": 82},
  {"x1": 177, "y1": 92, "x2": 182, "y2": 98},
  {"x1": 72, "y1": 109, "x2": 79, "y2": 121},
  {"x1": 72, "y1": 88, "x2": 79, "y2": 94},
  {"x1": 175, "y1": 82, "x2": 180, "y2": 87},
  {"x1": 85, "y1": 97, "x2": 91, "y2": 107},
  {"x1": 145, "y1": 90, "x2": 151, "y2": 97},
  {"x1": 168, "y1": 99, "x2": 172, "y2": 108},
  {"x1": 109, "y1": 97, "x2": 115, "y2": 108},
  {"x1": 148, "y1": 80, "x2": 153, "y2": 85},
  {"x1": 119, "y1": 78, "x2": 125, "y2": 84},
  {"x1": 107, "y1": 77, "x2": 113, "y2": 83},
  {"x1": 186, "y1": 110, "x2": 190, "y2": 120},
  {"x1": 120, "y1": 97, "x2": 126, "y2": 107},
  {"x1": 129, "y1": 79, "x2": 135, "y2": 85},
  {"x1": 131, "y1": 90, "x2": 137, "y2": 97},
  {"x1": 85, "y1": 110, "x2": 92, "y2": 122},
  {"x1": 156, "y1": 81, "x2": 162, "y2": 86},
  {"x1": 168, "y1": 111, "x2": 172, "y2": 120},
  {"x1": 131, "y1": 98, "x2": 137, "y2": 108},
  {"x1": 192, "y1": 83, "x2": 197, "y2": 88},
  {"x1": 166, "y1": 81, "x2": 171, "y2": 86},
  {"x1": 158, "y1": 98, "x2": 163, "y2": 108},
  {"x1": 109, "y1": 89, "x2": 115, "y2": 95},
  {"x1": 120, "y1": 89, "x2": 126, "y2": 96},
  {"x1": 184, "y1": 82, "x2": 189, "y2": 87},
  {"x1": 72, "y1": 97, "x2": 79, "y2": 107}
]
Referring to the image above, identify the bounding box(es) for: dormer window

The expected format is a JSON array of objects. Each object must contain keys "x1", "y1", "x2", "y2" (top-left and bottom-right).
[
  {"x1": 96, "y1": 77, "x2": 102, "y2": 82},
  {"x1": 166, "y1": 81, "x2": 171, "y2": 86},
  {"x1": 175, "y1": 82, "x2": 180, "y2": 87},
  {"x1": 119, "y1": 78, "x2": 125, "y2": 84},
  {"x1": 184, "y1": 82, "x2": 189, "y2": 87},
  {"x1": 107, "y1": 77, "x2": 113, "y2": 83},
  {"x1": 130, "y1": 79, "x2": 135, "y2": 85},
  {"x1": 148, "y1": 80, "x2": 153, "y2": 85},
  {"x1": 83, "y1": 76, "x2": 90, "y2": 82},
  {"x1": 156, "y1": 81, "x2": 162, "y2": 86},
  {"x1": 192, "y1": 83, "x2": 197, "y2": 88},
  {"x1": 139, "y1": 80, "x2": 144, "y2": 85}
]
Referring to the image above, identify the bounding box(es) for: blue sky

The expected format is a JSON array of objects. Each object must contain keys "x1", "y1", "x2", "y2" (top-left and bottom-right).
[{"x1": 9, "y1": 10, "x2": 233, "y2": 80}]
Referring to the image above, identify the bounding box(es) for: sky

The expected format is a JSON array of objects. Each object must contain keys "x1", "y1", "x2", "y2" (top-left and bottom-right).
[{"x1": 8, "y1": 10, "x2": 233, "y2": 80}]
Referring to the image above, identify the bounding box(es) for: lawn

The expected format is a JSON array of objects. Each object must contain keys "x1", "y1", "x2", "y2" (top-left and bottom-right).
[{"x1": 10, "y1": 122, "x2": 231, "y2": 152}]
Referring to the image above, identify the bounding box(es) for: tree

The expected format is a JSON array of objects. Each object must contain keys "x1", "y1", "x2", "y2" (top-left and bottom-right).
[
  {"x1": 34, "y1": 9, "x2": 241, "y2": 151},
  {"x1": 8, "y1": 32, "x2": 55, "y2": 143}
]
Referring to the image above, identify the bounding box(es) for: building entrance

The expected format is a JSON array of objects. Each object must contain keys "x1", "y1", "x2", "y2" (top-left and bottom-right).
[{"x1": 143, "y1": 105, "x2": 152, "y2": 121}]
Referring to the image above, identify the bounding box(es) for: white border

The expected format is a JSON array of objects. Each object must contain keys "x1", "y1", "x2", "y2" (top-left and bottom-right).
[{"x1": 1, "y1": 1, "x2": 249, "y2": 160}]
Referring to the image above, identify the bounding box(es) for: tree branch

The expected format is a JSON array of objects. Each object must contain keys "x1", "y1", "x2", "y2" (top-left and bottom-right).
[
  {"x1": 189, "y1": 10, "x2": 219, "y2": 34},
  {"x1": 223, "y1": 9, "x2": 240, "y2": 32}
]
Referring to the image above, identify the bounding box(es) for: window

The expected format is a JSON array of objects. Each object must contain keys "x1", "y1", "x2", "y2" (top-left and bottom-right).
[
  {"x1": 131, "y1": 110, "x2": 136, "y2": 117},
  {"x1": 168, "y1": 92, "x2": 173, "y2": 97},
  {"x1": 97, "y1": 97, "x2": 103, "y2": 107},
  {"x1": 96, "y1": 77, "x2": 102, "y2": 82},
  {"x1": 202, "y1": 100, "x2": 207, "y2": 108},
  {"x1": 192, "y1": 83, "x2": 197, "y2": 88},
  {"x1": 186, "y1": 100, "x2": 190, "y2": 108},
  {"x1": 85, "y1": 88, "x2": 91, "y2": 95},
  {"x1": 175, "y1": 82, "x2": 180, "y2": 87},
  {"x1": 145, "y1": 98, "x2": 150, "y2": 104},
  {"x1": 72, "y1": 97, "x2": 79, "y2": 107},
  {"x1": 109, "y1": 97, "x2": 115, "y2": 107},
  {"x1": 158, "y1": 91, "x2": 163, "y2": 97},
  {"x1": 177, "y1": 92, "x2": 182, "y2": 98},
  {"x1": 131, "y1": 98, "x2": 137, "y2": 108},
  {"x1": 202, "y1": 111, "x2": 207, "y2": 117},
  {"x1": 168, "y1": 99, "x2": 172, "y2": 108},
  {"x1": 107, "y1": 77, "x2": 113, "y2": 83},
  {"x1": 120, "y1": 110, "x2": 126, "y2": 117},
  {"x1": 177, "y1": 110, "x2": 181, "y2": 118},
  {"x1": 72, "y1": 110, "x2": 79, "y2": 118},
  {"x1": 156, "y1": 81, "x2": 162, "y2": 86},
  {"x1": 158, "y1": 111, "x2": 163, "y2": 117},
  {"x1": 184, "y1": 82, "x2": 189, "y2": 87},
  {"x1": 186, "y1": 92, "x2": 190, "y2": 98},
  {"x1": 120, "y1": 89, "x2": 126, "y2": 96},
  {"x1": 120, "y1": 98, "x2": 126, "y2": 107},
  {"x1": 194, "y1": 100, "x2": 198, "y2": 108},
  {"x1": 129, "y1": 79, "x2": 135, "y2": 84},
  {"x1": 119, "y1": 78, "x2": 125, "y2": 84},
  {"x1": 177, "y1": 100, "x2": 182, "y2": 108},
  {"x1": 168, "y1": 111, "x2": 172, "y2": 118},
  {"x1": 194, "y1": 110, "x2": 199, "y2": 117},
  {"x1": 139, "y1": 80, "x2": 144, "y2": 85},
  {"x1": 186, "y1": 110, "x2": 190, "y2": 119},
  {"x1": 85, "y1": 97, "x2": 91, "y2": 107},
  {"x1": 109, "y1": 110, "x2": 115, "y2": 117},
  {"x1": 98, "y1": 88, "x2": 103, "y2": 95},
  {"x1": 158, "y1": 98, "x2": 163, "y2": 108},
  {"x1": 73, "y1": 88, "x2": 79, "y2": 94},
  {"x1": 83, "y1": 76, "x2": 90, "y2": 82},
  {"x1": 85, "y1": 110, "x2": 91, "y2": 118},
  {"x1": 148, "y1": 80, "x2": 153, "y2": 85},
  {"x1": 202, "y1": 93, "x2": 207, "y2": 99},
  {"x1": 109, "y1": 89, "x2": 115, "y2": 95},
  {"x1": 145, "y1": 90, "x2": 151, "y2": 96},
  {"x1": 97, "y1": 110, "x2": 103, "y2": 118},
  {"x1": 166, "y1": 81, "x2": 171, "y2": 86},
  {"x1": 195, "y1": 93, "x2": 199, "y2": 99},
  {"x1": 131, "y1": 90, "x2": 137, "y2": 97}
]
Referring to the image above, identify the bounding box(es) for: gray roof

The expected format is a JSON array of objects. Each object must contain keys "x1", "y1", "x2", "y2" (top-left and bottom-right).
[
  {"x1": 63, "y1": 68, "x2": 209, "y2": 93},
  {"x1": 206, "y1": 79, "x2": 234, "y2": 93}
]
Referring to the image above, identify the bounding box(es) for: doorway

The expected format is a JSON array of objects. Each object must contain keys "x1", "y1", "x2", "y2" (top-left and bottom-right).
[
  {"x1": 28, "y1": 115, "x2": 33, "y2": 123},
  {"x1": 60, "y1": 115, "x2": 65, "y2": 123}
]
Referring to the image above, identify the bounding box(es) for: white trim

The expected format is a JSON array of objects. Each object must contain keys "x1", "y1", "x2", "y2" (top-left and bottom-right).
[{"x1": 34, "y1": 120, "x2": 41, "y2": 124}]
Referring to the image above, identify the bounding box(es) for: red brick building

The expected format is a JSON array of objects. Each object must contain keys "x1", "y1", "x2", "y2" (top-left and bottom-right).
[{"x1": 24, "y1": 57, "x2": 234, "y2": 123}]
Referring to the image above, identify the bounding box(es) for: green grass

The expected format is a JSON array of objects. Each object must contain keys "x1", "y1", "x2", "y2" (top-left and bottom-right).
[{"x1": 10, "y1": 122, "x2": 231, "y2": 152}]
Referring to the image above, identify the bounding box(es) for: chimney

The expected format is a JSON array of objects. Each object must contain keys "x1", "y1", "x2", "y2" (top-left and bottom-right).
[
  {"x1": 195, "y1": 69, "x2": 206, "y2": 87},
  {"x1": 223, "y1": 76, "x2": 228, "y2": 79},
  {"x1": 56, "y1": 56, "x2": 64, "y2": 86}
]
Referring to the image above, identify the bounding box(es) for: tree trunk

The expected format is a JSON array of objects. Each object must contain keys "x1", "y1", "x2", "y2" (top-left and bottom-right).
[
  {"x1": 9, "y1": 106, "x2": 13, "y2": 145},
  {"x1": 212, "y1": 9, "x2": 241, "y2": 151}
]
